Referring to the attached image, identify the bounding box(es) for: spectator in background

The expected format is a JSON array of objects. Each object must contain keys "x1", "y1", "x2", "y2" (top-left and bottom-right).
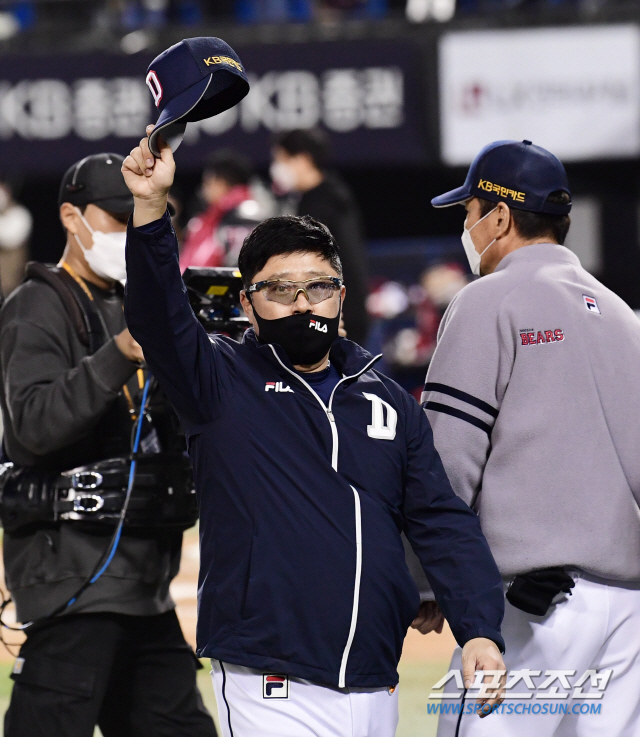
[
  {"x1": 402, "y1": 262, "x2": 468, "y2": 371},
  {"x1": 234, "y1": 0, "x2": 387, "y2": 23},
  {"x1": 421, "y1": 261, "x2": 468, "y2": 314},
  {"x1": 119, "y1": 0, "x2": 203, "y2": 29},
  {"x1": 271, "y1": 128, "x2": 370, "y2": 345},
  {"x1": 180, "y1": 150, "x2": 265, "y2": 271},
  {"x1": 316, "y1": 0, "x2": 387, "y2": 21},
  {"x1": 367, "y1": 262, "x2": 468, "y2": 400},
  {"x1": 0, "y1": 181, "x2": 32, "y2": 297},
  {"x1": 235, "y1": 0, "x2": 312, "y2": 22}
]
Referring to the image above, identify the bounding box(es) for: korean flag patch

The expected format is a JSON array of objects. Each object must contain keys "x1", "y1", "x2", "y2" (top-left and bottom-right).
[
  {"x1": 583, "y1": 295, "x2": 601, "y2": 315},
  {"x1": 263, "y1": 674, "x2": 289, "y2": 699}
]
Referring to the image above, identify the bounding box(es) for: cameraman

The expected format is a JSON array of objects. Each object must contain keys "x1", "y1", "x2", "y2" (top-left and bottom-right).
[{"x1": 0, "y1": 154, "x2": 217, "y2": 737}]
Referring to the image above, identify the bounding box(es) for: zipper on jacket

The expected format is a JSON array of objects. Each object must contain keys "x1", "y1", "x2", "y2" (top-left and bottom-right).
[
  {"x1": 268, "y1": 346, "x2": 381, "y2": 687},
  {"x1": 339, "y1": 484, "x2": 362, "y2": 688}
]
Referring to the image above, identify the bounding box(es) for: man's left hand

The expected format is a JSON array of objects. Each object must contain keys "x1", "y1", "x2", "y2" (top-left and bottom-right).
[
  {"x1": 411, "y1": 601, "x2": 444, "y2": 635},
  {"x1": 461, "y1": 637, "x2": 506, "y2": 717}
]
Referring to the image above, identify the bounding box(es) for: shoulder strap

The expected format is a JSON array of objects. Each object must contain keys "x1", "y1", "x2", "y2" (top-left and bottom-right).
[{"x1": 24, "y1": 262, "x2": 105, "y2": 354}]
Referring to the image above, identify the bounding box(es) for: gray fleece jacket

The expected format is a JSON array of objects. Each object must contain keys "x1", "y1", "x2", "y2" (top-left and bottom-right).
[{"x1": 423, "y1": 243, "x2": 640, "y2": 582}]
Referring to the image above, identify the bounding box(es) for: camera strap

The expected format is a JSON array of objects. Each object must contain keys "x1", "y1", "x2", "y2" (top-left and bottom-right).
[
  {"x1": 26, "y1": 262, "x2": 142, "y2": 414},
  {"x1": 25, "y1": 262, "x2": 106, "y2": 355}
]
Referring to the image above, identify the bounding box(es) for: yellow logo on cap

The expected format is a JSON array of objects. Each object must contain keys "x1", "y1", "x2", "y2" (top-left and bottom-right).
[
  {"x1": 477, "y1": 179, "x2": 525, "y2": 203},
  {"x1": 203, "y1": 56, "x2": 243, "y2": 72}
]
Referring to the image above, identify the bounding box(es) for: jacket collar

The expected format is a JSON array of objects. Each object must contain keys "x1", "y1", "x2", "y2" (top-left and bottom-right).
[
  {"x1": 241, "y1": 328, "x2": 380, "y2": 377},
  {"x1": 493, "y1": 243, "x2": 581, "y2": 274}
]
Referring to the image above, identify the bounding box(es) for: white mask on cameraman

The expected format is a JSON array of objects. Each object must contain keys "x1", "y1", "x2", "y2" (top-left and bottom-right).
[
  {"x1": 270, "y1": 161, "x2": 298, "y2": 194},
  {"x1": 74, "y1": 208, "x2": 127, "y2": 286},
  {"x1": 461, "y1": 206, "x2": 497, "y2": 276}
]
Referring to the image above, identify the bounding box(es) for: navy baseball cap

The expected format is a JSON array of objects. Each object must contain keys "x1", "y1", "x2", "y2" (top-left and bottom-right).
[
  {"x1": 146, "y1": 37, "x2": 250, "y2": 157},
  {"x1": 432, "y1": 140, "x2": 572, "y2": 215}
]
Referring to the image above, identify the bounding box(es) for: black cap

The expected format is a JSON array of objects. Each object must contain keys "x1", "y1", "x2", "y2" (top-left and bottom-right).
[
  {"x1": 146, "y1": 37, "x2": 250, "y2": 158},
  {"x1": 58, "y1": 153, "x2": 134, "y2": 215},
  {"x1": 432, "y1": 140, "x2": 572, "y2": 216}
]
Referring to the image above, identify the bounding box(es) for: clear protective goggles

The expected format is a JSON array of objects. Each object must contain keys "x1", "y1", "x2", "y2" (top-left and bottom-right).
[{"x1": 246, "y1": 276, "x2": 342, "y2": 306}]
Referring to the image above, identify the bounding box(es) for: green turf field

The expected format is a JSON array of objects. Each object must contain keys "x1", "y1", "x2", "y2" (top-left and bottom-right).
[{"x1": 0, "y1": 659, "x2": 447, "y2": 736}]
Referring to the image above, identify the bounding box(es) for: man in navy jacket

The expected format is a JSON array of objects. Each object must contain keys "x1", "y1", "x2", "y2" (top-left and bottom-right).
[{"x1": 122, "y1": 129, "x2": 505, "y2": 737}]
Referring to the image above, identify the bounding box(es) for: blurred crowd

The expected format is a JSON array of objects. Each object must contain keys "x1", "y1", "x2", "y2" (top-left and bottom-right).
[
  {"x1": 0, "y1": 126, "x2": 467, "y2": 396},
  {"x1": 0, "y1": 0, "x2": 396, "y2": 37},
  {"x1": 0, "y1": 0, "x2": 613, "y2": 39},
  {"x1": 0, "y1": 181, "x2": 31, "y2": 297}
]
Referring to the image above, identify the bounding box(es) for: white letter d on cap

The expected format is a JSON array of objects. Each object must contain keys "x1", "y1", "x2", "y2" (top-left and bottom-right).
[
  {"x1": 363, "y1": 392, "x2": 397, "y2": 441},
  {"x1": 146, "y1": 71, "x2": 163, "y2": 107}
]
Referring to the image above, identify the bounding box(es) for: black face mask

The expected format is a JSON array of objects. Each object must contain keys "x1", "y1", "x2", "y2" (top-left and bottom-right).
[{"x1": 252, "y1": 303, "x2": 341, "y2": 366}]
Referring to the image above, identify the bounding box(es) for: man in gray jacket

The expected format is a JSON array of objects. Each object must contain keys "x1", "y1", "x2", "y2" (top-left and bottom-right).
[{"x1": 424, "y1": 140, "x2": 640, "y2": 737}]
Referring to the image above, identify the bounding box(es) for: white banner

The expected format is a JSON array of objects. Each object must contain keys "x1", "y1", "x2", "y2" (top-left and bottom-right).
[{"x1": 439, "y1": 25, "x2": 640, "y2": 165}]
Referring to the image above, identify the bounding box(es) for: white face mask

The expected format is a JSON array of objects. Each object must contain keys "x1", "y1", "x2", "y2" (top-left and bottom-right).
[
  {"x1": 74, "y1": 208, "x2": 127, "y2": 286},
  {"x1": 270, "y1": 161, "x2": 298, "y2": 194},
  {"x1": 461, "y1": 206, "x2": 497, "y2": 276}
]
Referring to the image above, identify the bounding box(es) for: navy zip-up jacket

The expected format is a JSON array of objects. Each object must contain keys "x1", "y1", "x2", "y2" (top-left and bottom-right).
[{"x1": 124, "y1": 212, "x2": 504, "y2": 689}]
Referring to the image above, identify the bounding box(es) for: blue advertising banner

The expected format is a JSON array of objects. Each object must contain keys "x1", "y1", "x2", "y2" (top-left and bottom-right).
[{"x1": 0, "y1": 39, "x2": 432, "y2": 174}]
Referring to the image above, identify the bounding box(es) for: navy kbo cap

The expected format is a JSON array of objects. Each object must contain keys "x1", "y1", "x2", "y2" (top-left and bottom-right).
[
  {"x1": 432, "y1": 140, "x2": 572, "y2": 215},
  {"x1": 146, "y1": 37, "x2": 250, "y2": 157}
]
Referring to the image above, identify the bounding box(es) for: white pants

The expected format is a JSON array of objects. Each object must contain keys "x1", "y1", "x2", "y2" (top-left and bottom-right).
[
  {"x1": 211, "y1": 660, "x2": 399, "y2": 737},
  {"x1": 436, "y1": 574, "x2": 640, "y2": 737}
]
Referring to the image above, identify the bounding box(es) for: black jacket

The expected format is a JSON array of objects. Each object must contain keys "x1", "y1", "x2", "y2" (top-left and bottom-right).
[{"x1": 0, "y1": 274, "x2": 182, "y2": 622}]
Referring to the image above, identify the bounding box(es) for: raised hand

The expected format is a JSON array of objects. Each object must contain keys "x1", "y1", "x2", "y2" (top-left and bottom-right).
[{"x1": 122, "y1": 125, "x2": 176, "y2": 227}]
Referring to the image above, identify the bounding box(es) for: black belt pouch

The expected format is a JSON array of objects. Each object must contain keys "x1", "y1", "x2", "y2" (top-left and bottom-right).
[{"x1": 506, "y1": 567, "x2": 575, "y2": 616}]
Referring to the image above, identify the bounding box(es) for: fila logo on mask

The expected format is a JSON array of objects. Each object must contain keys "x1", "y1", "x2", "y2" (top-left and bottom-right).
[
  {"x1": 309, "y1": 320, "x2": 328, "y2": 333},
  {"x1": 265, "y1": 382, "x2": 294, "y2": 393},
  {"x1": 363, "y1": 392, "x2": 397, "y2": 441}
]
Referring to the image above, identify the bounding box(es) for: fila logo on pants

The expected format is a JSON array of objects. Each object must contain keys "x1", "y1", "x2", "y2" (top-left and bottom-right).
[
  {"x1": 263, "y1": 674, "x2": 289, "y2": 699},
  {"x1": 363, "y1": 392, "x2": 397, "y2": 441}
]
